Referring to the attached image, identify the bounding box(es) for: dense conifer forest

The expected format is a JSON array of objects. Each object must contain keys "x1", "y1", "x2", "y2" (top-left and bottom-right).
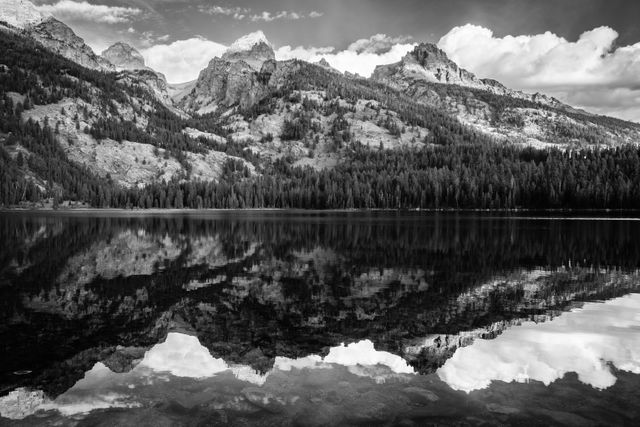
[{"x1": 2, "y1": 28, "x2": 640, "y2": 210}]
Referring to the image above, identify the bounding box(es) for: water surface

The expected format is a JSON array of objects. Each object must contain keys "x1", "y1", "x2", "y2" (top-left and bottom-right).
[{"x1": 0, "y1": 211, "x2": 639, "y2": 426}]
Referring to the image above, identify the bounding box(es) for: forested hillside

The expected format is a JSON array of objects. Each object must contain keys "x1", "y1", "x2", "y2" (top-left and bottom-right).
[{"x1": 2, "y1": 27, "x2": 640, "y2": 210}]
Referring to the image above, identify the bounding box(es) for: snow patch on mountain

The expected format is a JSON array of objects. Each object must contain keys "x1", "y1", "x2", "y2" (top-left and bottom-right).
[{"x1": 226, "y1": 30, "x2": 271, "y2": 53}]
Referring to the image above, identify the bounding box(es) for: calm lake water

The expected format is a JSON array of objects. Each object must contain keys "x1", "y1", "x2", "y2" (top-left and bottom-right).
[{"x1": 0, "y1": 211, "x2": 639, "y2": 426}]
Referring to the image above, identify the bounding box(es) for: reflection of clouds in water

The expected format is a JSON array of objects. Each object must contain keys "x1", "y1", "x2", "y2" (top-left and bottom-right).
[
  {"x1": 0, "y1": 334, "x2": 416, "y2": 419},
  {"x1": 437, "y1": 294, "x2": 640, "y2": 392},
  {"x1": 144, "y1": 333, "x2": 414, "y2": 380},
  {"x1": 141, "y1": 333, "x2": 266, "y2": 384},
  {"x1": 324, "y1": 341, "x2": 415, "y2": 374}
]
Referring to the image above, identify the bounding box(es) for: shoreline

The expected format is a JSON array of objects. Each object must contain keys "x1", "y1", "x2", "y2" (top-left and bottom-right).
[{"x1": 2, "y1": 207, "x2": 640, "y2": 216}]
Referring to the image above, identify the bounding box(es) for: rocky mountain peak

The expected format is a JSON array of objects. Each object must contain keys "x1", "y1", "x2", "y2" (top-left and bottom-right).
[
  {"x1": 372, "y1": 42, "x2": 565, "y2": 110},
  {"x1": 222, "y1": 30, "x2": 275, "y2": 71},
  {"x1": 101, "y1": 42, "x2": 147, "y2": 71},
  {"x1": 397, "y1": 42, "x2": 480, "y2": 86},
  {"x1": 317, "y1": 58, "x2": 332, "y2": 68},
  {"x1": 315, "y1": 57, "x2": 341, "y2": 74},
  {"x1": 0, "y1": 0, "x2": 47, "y2": 29},
  {"x1": 26, "y1": 17, "x2": 114, "y2": 71}
]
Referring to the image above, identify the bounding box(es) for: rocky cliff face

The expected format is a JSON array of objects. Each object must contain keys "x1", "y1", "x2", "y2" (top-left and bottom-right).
[
  {"x1": 101, "y1": 42, "x2": 147, "y2": 71},
  {"x1": 180, "y1": 58, "x2": 268, "y2": 114},
  {"x1": 26, "y1": 18, "x2": 114, "y2": 71}
]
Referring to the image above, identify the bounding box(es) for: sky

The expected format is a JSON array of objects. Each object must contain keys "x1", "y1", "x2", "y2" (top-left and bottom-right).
[{"x1": 27, "y1": 0, "x2": 640, "y2": 122}]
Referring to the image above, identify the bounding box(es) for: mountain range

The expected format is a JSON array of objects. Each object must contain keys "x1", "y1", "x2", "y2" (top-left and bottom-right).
[{"x1": 2, "y1": 0, "x2": 640, "y2": 209}]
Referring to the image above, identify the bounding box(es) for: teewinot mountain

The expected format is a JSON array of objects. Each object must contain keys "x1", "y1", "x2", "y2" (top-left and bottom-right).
[{"x1": 2, "y1": 0, "x2": 640, "y2": 210}]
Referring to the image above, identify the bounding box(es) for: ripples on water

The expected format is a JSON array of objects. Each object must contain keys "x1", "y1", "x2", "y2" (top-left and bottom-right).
[{"x1": 0, "y1": 211, "x2": 638, "y2": 426}]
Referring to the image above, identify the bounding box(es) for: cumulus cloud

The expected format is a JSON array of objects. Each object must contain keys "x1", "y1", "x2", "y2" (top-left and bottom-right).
[
  {"x1": 276, "y1": 41, "x2": 415, "y2": 78},
  {"x1": 437, "y1": 294, "x2": 640, "y2": 393},
  {"x1": 141, "y1": 37, "x2": 227, "y2": 83},
  {"x1": 348, "y1": 33, "x2": 413, "y2": 54},
  {"x1": 36, "y1": 0, "x2": 142, "y2": 24},
  {"x1": 437, "y1": 24, "x2": 640, "y2": 121}
]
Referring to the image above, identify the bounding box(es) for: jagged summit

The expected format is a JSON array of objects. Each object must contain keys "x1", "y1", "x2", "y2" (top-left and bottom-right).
[
  {"x1": 222, "y1": 30, "x2": 275, "y2": 71},
  {"x1": 315, "y1": 57, "x2": 341, "y2": 74},
  {"x1": 373, "y1": 43, "x2": 485, "y2": 89},
  {"x1": 101, "y1": 42, "x2": 147, "y2": 71},
  {"x1": 0, "y1": 0, "x2": 48, "y2": 28}
]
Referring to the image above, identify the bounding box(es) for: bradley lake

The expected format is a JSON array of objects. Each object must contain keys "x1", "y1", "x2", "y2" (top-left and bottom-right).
[{"x1": 0, "y1": 211, "x2": 639, "y2": 426}]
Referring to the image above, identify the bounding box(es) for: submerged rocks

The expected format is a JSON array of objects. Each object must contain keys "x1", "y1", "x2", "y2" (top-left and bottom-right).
[
  {"x1": 241, "y1": 387, "x2": 287, "y2": 413},
  {"x1": 486, "y1": 402, "x2": 521, "y2": 415},
  {"x1": 402, "y1": 387, "x2": 440, "y2": 404},
  {"x1": 0, "y1": 388, "x2": 47, "y2": 420}
]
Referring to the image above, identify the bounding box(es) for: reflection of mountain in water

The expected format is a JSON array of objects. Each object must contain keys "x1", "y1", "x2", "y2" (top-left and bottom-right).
[{"x1": 1, "y1": 213, "x2": 640, "y2": 397}]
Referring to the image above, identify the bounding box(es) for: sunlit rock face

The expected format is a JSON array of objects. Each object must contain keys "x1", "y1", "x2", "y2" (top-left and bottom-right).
[
  {"x1": 180, "y1": 58, "x2": 271, "y2": 114},
  {"x1": 0, "y1": 0, "x2": 46, "y2": 28},
  {"x1": 101, "y1": 42, "x2": 147, "y2": 71},
  {"x1": 178, "y1": 31, "x2": 278, "y2": 114},
  {"x1": 437, "y1": 293, "x2": 640, "y2": 392},
  {"x1": 26, "y1": 18, "x2": 114, "y2": 71}
]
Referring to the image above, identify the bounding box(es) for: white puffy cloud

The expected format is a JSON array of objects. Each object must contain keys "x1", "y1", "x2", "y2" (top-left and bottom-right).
[
  {"x1": 348, "y1": 33, "x2": 413, "y2": 54},
  {"x1": 437, "y1": 24, "x2": 640, "y2": 121},
  {"x1": 141, "y1": 37, "x2": 227, "y2": 83},
  {"x1": 276, "y1": 42, "x2": 416, "y2": 77},
  {"x1": 36, "y1": 0, "x2": 142, "y2": 24},
  {"x1": 437, "y1": 293, "x2": 640, "y2": 393}
]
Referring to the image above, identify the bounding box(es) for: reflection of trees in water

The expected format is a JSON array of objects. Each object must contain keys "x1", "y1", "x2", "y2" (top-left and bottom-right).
[{"x1": 1, "y1": 213, "x2": 640, "y2": 396}]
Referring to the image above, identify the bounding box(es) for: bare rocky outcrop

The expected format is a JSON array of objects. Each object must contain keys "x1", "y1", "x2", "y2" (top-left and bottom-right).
[
  {"x1": 101, "y1": 42, "x2": 147, "y2": 71},
  {"x1": 181, "y1": 58, "x2": 270, "y2": 114},
  {"x1": 179, "y1": 32, "x2": 280, "y2": 114},
  {"x1": 26, "y1": 17, "x2": 114, "y2": 71}
]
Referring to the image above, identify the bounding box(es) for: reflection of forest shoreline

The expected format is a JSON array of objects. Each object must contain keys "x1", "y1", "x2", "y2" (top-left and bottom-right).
[{"x1": 1, "y1": 214, "x2": 640, "y2": 397}]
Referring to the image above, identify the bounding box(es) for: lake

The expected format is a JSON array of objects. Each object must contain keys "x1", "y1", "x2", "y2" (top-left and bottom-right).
[{"x1": 0, "y1": 211, "x2": 639, "y2": 426}]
